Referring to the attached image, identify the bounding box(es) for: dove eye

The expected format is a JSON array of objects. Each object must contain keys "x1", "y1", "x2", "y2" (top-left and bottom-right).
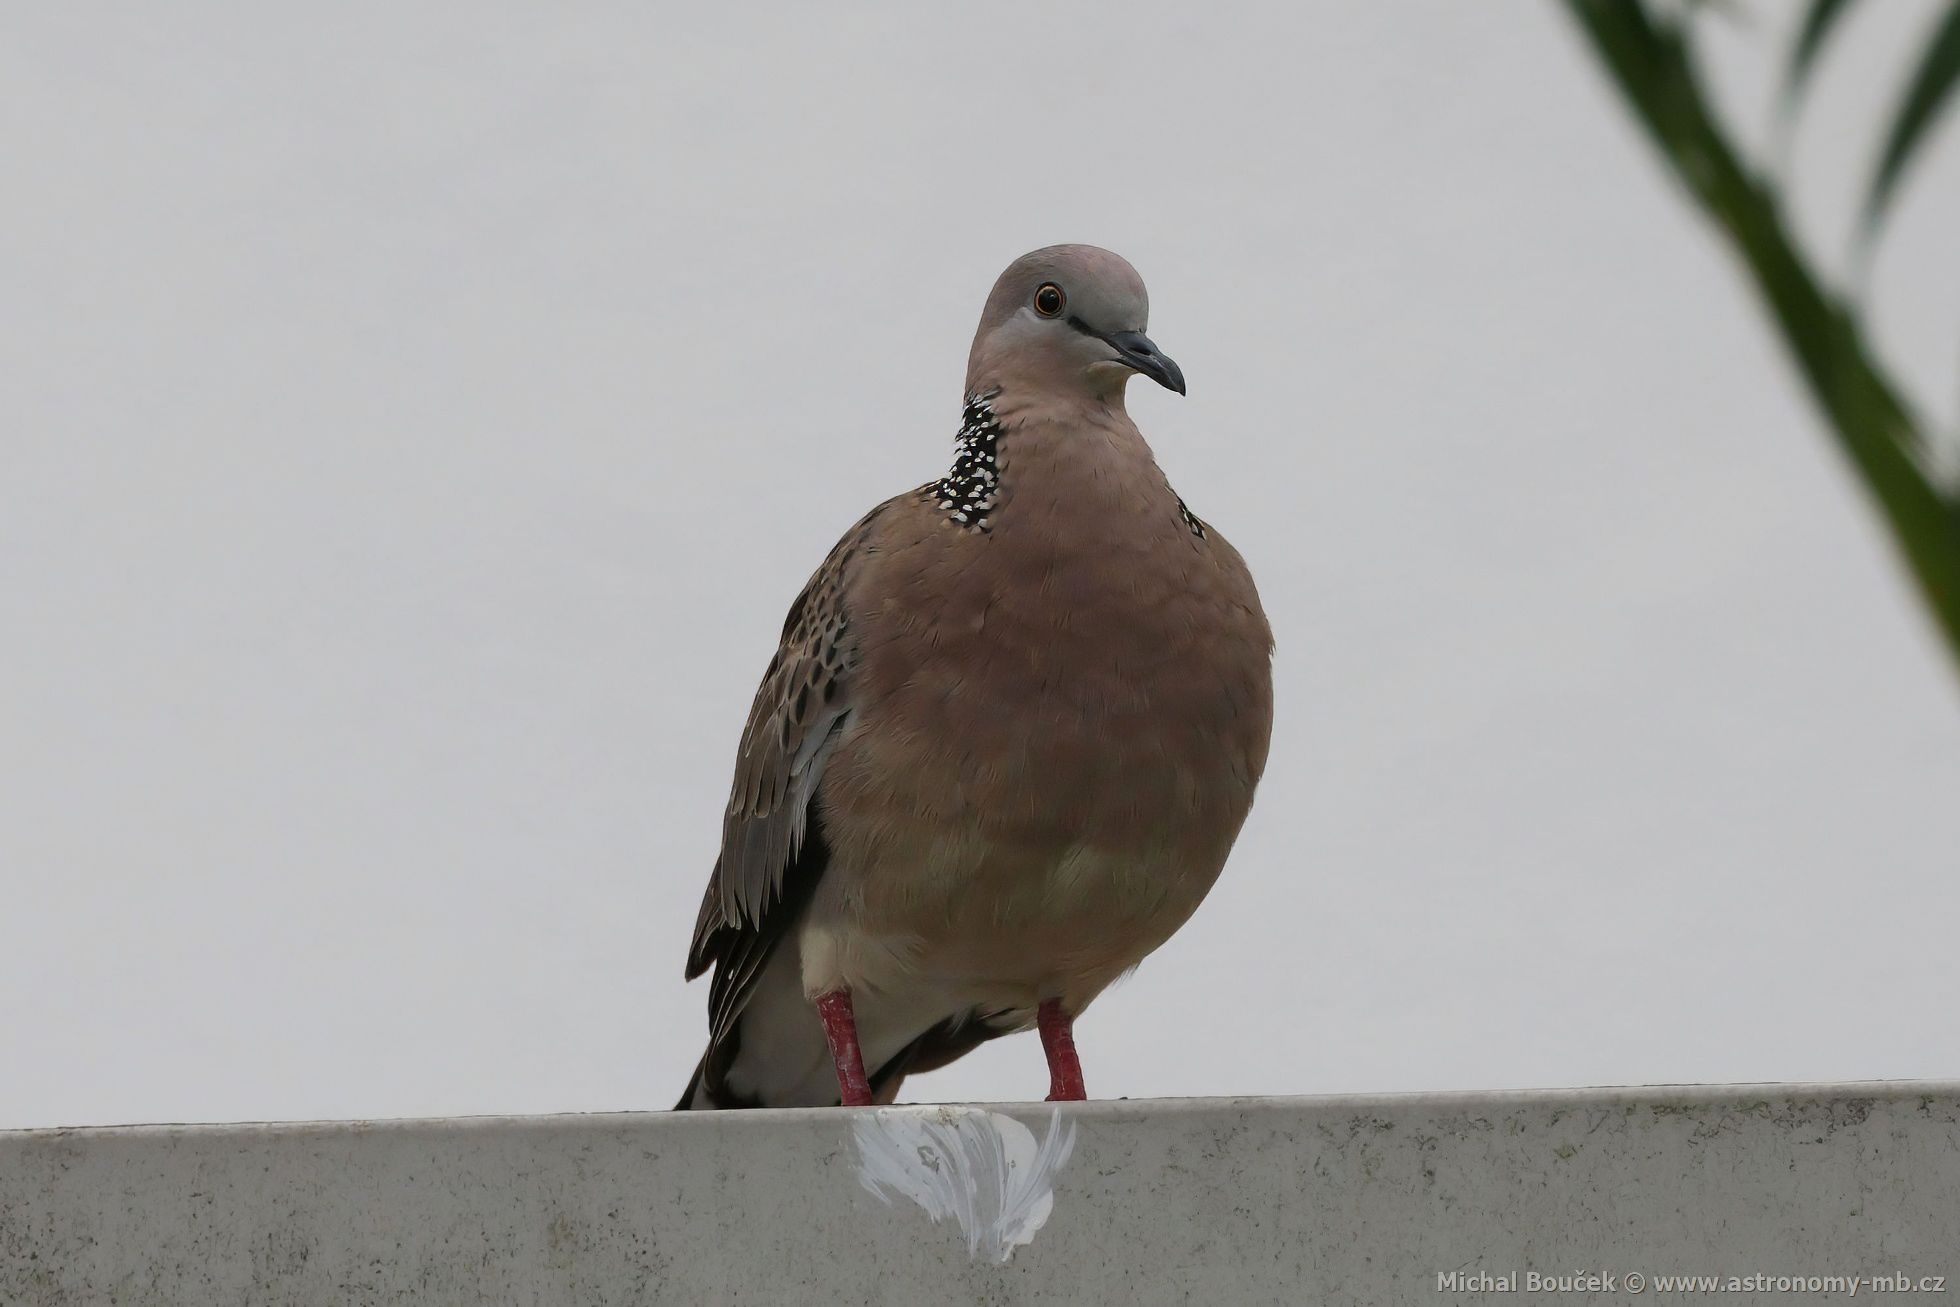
[{"x1": 1033, "y1": 284, "x2": 1065, "y2": 317}]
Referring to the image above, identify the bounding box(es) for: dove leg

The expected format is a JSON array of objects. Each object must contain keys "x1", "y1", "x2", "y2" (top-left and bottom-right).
[
  {"x1": 814, "y1": 989, "x2": 873, "y2": 1107},
  {"x1": 1038, "y1": 998, "x2": 1087, "y2": 1101}
]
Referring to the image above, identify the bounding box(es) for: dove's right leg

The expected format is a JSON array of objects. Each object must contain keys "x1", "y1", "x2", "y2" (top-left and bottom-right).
[{"x1": 1038, "y1": 999, "x2": 1086, "y2": 1101}]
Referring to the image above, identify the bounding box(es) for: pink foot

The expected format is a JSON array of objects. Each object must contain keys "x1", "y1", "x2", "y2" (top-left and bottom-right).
[
  {"x1": 814, "y1": 990, "x2": 873, "y2": 1107},
  {"x1": 1038, "y1": 998, "x2": 1087, "y2": 1101}
]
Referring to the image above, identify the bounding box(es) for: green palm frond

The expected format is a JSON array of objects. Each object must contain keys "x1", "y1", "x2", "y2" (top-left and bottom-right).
[
  {"x1": 1564, "y1": 0, "x2": 1960, "y2": 682},
  {"x1": 1863, "y1": 0, "x2": 1960, "y2": 239},
  {"x1": 1784, "y1": 0, "x2": 1864, "y2": 110}
]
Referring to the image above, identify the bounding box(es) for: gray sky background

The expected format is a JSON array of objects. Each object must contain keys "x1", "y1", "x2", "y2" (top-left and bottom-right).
[{"x1": 4, "y1": 3, "x2": 1958, "y2": 1130}]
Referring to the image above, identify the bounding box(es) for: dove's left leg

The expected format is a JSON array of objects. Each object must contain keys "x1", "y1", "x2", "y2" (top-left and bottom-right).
[
  {"x1": 1038, "y1": 999, "x2": 1086, "y2": 1101},
  {"x1": 814, "y1": 990, "x2": 873, "y2": 1106}
]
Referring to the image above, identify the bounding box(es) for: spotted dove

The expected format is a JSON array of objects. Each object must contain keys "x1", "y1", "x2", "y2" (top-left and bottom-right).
[{"x1": 678, "y1": 245, "x2": 1273, "y2": 1109}]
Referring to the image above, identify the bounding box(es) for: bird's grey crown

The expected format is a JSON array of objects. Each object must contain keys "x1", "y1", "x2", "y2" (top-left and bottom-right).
[{"x1": 928, "y1": 390, "x2": 1005, "y2": 531}]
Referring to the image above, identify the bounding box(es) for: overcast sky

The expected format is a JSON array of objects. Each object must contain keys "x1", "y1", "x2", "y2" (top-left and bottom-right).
[{"x1": 5, "y1": 2, "x2": 1958, "y2": 1130}]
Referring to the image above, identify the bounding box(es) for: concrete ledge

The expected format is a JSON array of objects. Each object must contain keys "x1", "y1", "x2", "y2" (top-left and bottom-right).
[{"x1": 4, "y1": 1082, "x2": 1957, "y2": 1304}]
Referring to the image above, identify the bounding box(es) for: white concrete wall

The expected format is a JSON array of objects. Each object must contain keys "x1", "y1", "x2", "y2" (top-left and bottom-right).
[{"x1": 4, "y1": 1082, "x2": 1956, "y2": 1304}]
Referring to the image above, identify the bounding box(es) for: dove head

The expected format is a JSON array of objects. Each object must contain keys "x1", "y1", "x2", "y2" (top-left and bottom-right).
[{"x1": 965, "y1": 244, "x2": 1185, "y2": 402}]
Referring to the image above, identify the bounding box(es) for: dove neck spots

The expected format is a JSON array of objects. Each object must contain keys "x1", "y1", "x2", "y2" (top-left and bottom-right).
[
  {"x1": 930, "y1": 391, "x2": 1005, "y2": 531},
  {"x1": 1175, "y1": 494, "x2": 1207, "y2": 539},
  {"x1": 929, "y1": 390, "x2": 1208, "y2": 542}
]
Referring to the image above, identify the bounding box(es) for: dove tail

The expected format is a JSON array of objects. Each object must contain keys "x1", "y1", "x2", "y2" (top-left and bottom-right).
[
  {"x1": 674, "y1": 1045, "x2": 760, "y2": 1110},
  {"x1": 674, "y1": 1054, "x2": 709, "y2": 1110}
]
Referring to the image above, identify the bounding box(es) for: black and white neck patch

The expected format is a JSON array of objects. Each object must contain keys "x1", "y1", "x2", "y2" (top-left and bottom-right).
[
  {"x1": 1175, "y1": 492, "x2": 1207, "y2": 539},
  {"x1": 928, "y1": 390, "x2": 1004, "y2": 531},
  {"x1": 926, "y1": 389, "x2": 1208, "y2": 541}
]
